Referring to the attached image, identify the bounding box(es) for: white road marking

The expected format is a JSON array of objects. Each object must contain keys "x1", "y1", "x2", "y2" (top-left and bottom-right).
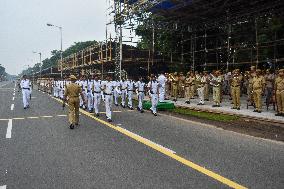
[
  {"x1": 117, "y1": 126, "x2": 176, "y2": 154},
  {"x1": 6, "y1": 119, "x2": 12, "y2": 138},
  {"x1": 0, "y1": 119, "x2": 9, "y2": 121},
  {"x1": 11, "y1": 104, "x2": 14, "y2": 111},
  {"x1": 27, "y1": 117, "x2": 39, "y2": 119},
  {"x1": 0, "y1": 185, "x2": 7, "y2": 189},
  {"x1": 12, "y1": 97, "x2": 15, "y2": 101},
  {"x1": 57, "y1": 115, "x2": 67, "y2": 117},
  {"x1": 13, "y1": 118, "x2": 25, "y2": 120},
  {"x1": 41, "y1": 116, "x2": 53, "y2": 118},
  {"x1": 13, "y1": 93, "x2": 15, "y2": 96}
]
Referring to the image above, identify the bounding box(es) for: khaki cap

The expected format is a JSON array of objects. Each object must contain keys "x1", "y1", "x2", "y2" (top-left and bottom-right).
[{"x1": 70, "y1": 75, "x2": 77, "y2": 80}]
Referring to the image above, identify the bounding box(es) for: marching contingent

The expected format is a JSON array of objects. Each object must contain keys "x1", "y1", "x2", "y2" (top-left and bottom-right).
[{"x1": 20, "y1": 66, "x2": 284, "y2": 128}]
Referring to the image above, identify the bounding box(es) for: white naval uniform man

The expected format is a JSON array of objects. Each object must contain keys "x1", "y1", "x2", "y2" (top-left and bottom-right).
[
  {"x1": 87, "y1": 77, "x2": 94, "y2": 112},
  {"x1": 81, "y1": 77, "x2": 88, "y2": 109},
  {"x1": 102, "y1": 76, "x2": 114, "y2": 122},
  {"x1": 20, "y1": 75, "x2": 31, "y2": 109},
  {"x1": 126, "y1": 79, "x2": 135, "y2": 109},
  {"x1": 157, "y1": 73, "x2": 167, "y2": 102},
  {"x1": 93, "y1": 75, "x2": 102, "y2": 117},
  {"x1": 120, "y1": 79, "x2": 128, "y2": 108},
  {"x1": 135, "y1": 77, "x2": 146, "y2": 113},
  {"x1": 147, "y1": 76, "x2": 159, "y2": 116},
  {"x1": 112, "y1": 80, "x2": 120, "y2": 106}
]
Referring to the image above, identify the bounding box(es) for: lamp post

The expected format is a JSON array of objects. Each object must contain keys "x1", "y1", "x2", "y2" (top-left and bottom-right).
[
  {"x1": 33, "y1": 51, "x2": 42, "y2": 79},
  {"x1": 47, "y1": 23, "x2": 63, "y2": 78}
]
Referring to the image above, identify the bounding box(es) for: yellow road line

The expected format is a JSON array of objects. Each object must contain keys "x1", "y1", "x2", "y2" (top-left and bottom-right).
[{"x1": 51, "y1": 96, "x2": 247, "y2": 188}]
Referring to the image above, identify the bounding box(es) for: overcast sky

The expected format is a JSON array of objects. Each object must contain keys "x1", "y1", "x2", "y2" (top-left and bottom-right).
[{"x1": 0, "y1": 0, "x2": 107, "y2": 75}]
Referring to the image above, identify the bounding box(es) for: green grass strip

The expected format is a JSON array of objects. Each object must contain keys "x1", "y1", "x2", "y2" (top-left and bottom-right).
[{"x1": 170, "y1": 108, "x2": 239, "y2": 122}]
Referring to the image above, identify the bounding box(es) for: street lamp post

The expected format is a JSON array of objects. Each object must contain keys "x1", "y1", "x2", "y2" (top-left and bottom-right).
[
  {"x1": 47, "y1": 23, "x2": 63, "y2": 78},
  {"x1": 33, "y1": 51, "x2": 42, "y2": 79}
]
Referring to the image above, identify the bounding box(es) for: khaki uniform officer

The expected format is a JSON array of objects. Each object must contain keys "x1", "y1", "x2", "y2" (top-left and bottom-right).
[
  {"x1": 211, "y1": 70, "x2": 223, "y2": 107},
  {"x1": 178, "y1": 73, "x2": 185, "y2": 98},
  {"x1": 275, "y1": 69, "x2": 284, "y2": 116},
  {"x1": 231, "y1": 69, "x2": 243, "y2": 110},
  {"x1": 184, "y1": 72, "x2": 191, "y2": 104},
  {"x1": 63, "y1": 75, "x2": 86, "y2": 129},
  {"x1": 252, "y1": 69, "x2": 265, "y2": 113},
  {"x1": 171, "y1": 72, "x2": 179, "y2": 101}
]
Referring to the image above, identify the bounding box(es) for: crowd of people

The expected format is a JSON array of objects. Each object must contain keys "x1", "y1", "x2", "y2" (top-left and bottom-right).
[{"x1": 35, "y1": 66, "x2": 284, "y2": 125}]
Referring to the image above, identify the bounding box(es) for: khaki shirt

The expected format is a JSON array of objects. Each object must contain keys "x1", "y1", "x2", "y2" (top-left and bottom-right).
[
  {"x1": 275, "y1": 77, "x2": 284, "y2": 91},
  {"x1": 252, "y1": 76, "x2": 265, "y2": 90},
  {"x1": 231, "y1": 75, "x2": 243, "y2": 87},
  {"x1": 64, "y1": 83, "x2": 82, "y2": 98}
]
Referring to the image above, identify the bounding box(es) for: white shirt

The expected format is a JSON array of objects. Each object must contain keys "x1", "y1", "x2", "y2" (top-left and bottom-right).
[
  {"x1": 147, "y1": 80, "x2": 159, "y2": 94},
  {"x1": 127, "y1": 80, "x2": 135, "y2": 90},
  {"x1": 82, "y1": 80, "x2": 88, "y2": 91},
  {"x1": 135, "y1": 81, "x2": 145, "y2": 92},
  {"x1": 120, "y1": 80, "x2": 128, "y2": 90},
  {"x1": 93, "y1": 80, "x2": 102, "y2": 92},
  {"x1": 20, "y1": 79, "x2": 31, "y2": 89},
  {"x1": 102, "y1": 81, "x2": 114, "y2": 94},
  {"x1": 158, "y1": 74, "x2": 167, "y2": 87}
]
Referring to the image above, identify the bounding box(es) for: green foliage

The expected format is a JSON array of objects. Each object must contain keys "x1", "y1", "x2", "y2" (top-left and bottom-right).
[{"x1": 22, "y1": 40, "x2": 98, "y2": 75}]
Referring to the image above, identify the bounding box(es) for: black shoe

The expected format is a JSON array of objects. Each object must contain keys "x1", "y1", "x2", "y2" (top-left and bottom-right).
[
  {"x1": 140, "y1": 110, "x2": 144, "y2": 113},
  {"x1": 107, "y1": 119, "x2": 112, "y2": 122},
  {"x1": 212, "y1": 105, "x2": 217, "y2": 107},
  {"x1": 69, "y1": 124, "x2": 74, "y2": 129},
  {"x1": 253, "y1": 110, "x2": 257, "y2": 112},
  {"x1": 96, "y1": 113, "x2": 99, "y2": 117},
  {"x1": 115, "y1": 104, "x2": 119, "y2": 106},
  {"x1": 75, "y1": 123, "x2": 79, "y2": 127},
  {"x1": 231, "y1": 107, "x2": 236, "y2": 109},
  {"x1": 237, "y1": 108, "x2": 240, "y2": 110},
  {"x1": 205, "y1": 99, "x2": 209, "y2": 101},
  {"x1": 130, "y1": 107, "x2": 134, "y2": 110},
  {"x1": 24, "y1": 107, "x2": 26, "y2": 109},
  {"x1": 257, "y1": 111, "x2": 262, "y2": 113},
  {"x1": 153, "y1": 113, "x2": 157, "y2": 116},
  {"x1": 89, "y1": 110, "x2": 93, "y2": 113},
  {"x1": 275, "y1": 113, "x2": 282, "y2": 116}
]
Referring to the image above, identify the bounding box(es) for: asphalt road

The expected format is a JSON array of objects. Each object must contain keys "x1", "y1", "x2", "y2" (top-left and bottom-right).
[{"x1": 0, "y1": 81, "x2": 283, "y2": 189}]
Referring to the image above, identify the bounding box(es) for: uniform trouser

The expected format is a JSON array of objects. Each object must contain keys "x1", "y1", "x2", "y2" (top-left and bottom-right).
[
  {"x1": 53, "y1": 87, "x2": 56, "y2": 96},
  {"x1": 159, "y1": 86, "x2": 165, "y2": 102},
  {"x1": 113, "y1": 91, "x2": 119, "y2": 105},
  {"x1": 105, "y1": 95, "x2": 112, "y2": 119},
  {"x1": 87, "y1": 92, "x2": 93, "y2": 110},
  {"x1": 93, "y1": 93, "x2": 101, "y2": 114},
  {"x1": 150, "y1": 94, "x2": 158, "y2": 114},
  {"x1": 276, "y1": 90, "x2": 284, "y2": 113},
  {"x1": 68, "y1": 97, "x2": 79, "y2": 125},
  {"x1": 138, "y1": 92, "x2": 145, "y2": 110},
  {"x1": 185, "y1": 86, "x2": 190, "y2": 101},
  {"x1": 121, "y1": 90, "x2": 127, "y2": 106},
  {"x1": 172, "y1": 85, "x2": 178, "y2": 99},
  {"x1": 54, "y1": 87, "x2": 59, "y2": 97},
  {"x1": 231, "y1": 86, "x2": 241, "y2": 108},
  {"x1": 265, "y1": 87, "x2": 273, "y2": 105},
  {"x1": 59, "y1": 88, "x2": 64, "y2": 99},
  {"x1": 253, "y1": 89, "x2": 263, "y2": 111},
  {"x1": 165, "y1": 84, "x2": 170, "y2": 98},
  {"x1": 204, "y1": 84, "x2": 209, "y2": 100},
  {"x1": 197, "y1": 87, "x2": 204, "y2": 104},
  {"x1": 213, "y1": 87, "x2": 221, "y2": 105},
  {"x1": 247, "y1": 86, "x2": 252, "y2": 102},
  {"x1": 127, "y1": 91, "x2": 133, "y2": 108},
  {"x1": 189, "y1": 85, "x2": 195, "y2": 98},
  {"x1": 81, "y1": 90, "x2": 87, "y2": 108},
  {"x1": 178, "y1": 85, "x2": 184, "y2": 97},
  {"x1": 22, "y1": 89, "x2": 30, "y2": 108}
]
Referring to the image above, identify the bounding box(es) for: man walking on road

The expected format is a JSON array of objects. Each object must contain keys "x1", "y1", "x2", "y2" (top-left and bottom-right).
[
  {"x1": 20, "y1": 75, "x2": 31, "y2": 109},
  {"x1": 63, "y1": 75, "x2": 86, "y2": 129}
]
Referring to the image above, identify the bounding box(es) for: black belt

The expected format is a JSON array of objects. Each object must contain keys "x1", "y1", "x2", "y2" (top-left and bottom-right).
[
  {"x1": 93, "y1": 91, "x2": 101, "y2": 94},
  {"x1": 127, "y1": 90, "x2": 134, "y2": 92},
  {"x1": 232, "y1": 85, "x2": 240, "y2": 87},
  {"x1": 23, "y1": 88, "x2": 30, "y2": 90},
  {"x1": 104, "y1": 93, "x2": 112, "y2": 95}
]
